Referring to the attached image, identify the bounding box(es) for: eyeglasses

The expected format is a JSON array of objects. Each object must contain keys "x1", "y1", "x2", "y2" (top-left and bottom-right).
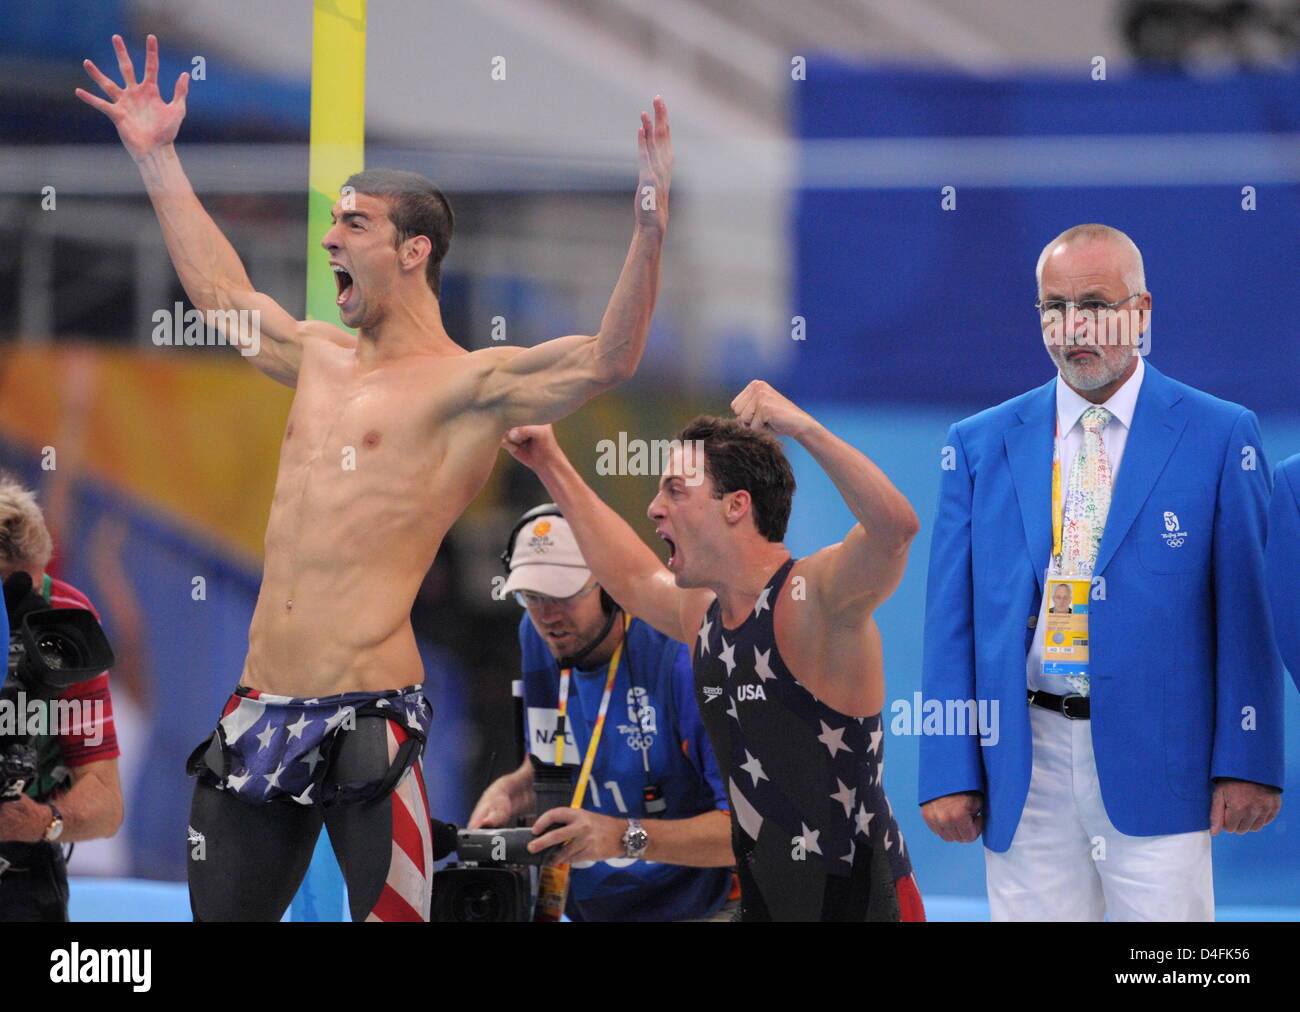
[
  {"x1": 513, "y1": 581, "x2": 600, "y2": 609},
  {"x1": 1035, "y1": 293, "x2": 1142, "y2": 316}
]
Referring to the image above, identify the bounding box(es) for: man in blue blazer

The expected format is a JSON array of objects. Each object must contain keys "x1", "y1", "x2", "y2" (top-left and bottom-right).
[
  {"x1": 918, "y1": 224, "x2": 1283, "y2": 921},
  {"x1": 1267, "y1": 454, "x2": 1300, "y2": 688}
]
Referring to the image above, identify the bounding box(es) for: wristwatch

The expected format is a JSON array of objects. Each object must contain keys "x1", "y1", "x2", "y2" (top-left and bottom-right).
[
  {"x1": 43, "y1": 803, "x2": 65, "y2": 843},
  {"x1": 622, "y1": 818, "x2": 649, "y2": 860}
]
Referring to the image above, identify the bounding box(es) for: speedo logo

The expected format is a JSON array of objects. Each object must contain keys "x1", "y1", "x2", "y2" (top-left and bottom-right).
[
  {"x1": 735, "y1": 684, "x2": 767, "y2": 702},
  {"x1": 702, "y1": 686, "x2": 723, "y2": 703}
]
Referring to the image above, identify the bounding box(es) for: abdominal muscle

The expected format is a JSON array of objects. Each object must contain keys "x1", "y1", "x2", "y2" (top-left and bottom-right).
[
  {"x1": 242, "y1": 560, "x2": 432, "y2": 698},
  {"x1": 239, "y1": 382, "x2": 498, "y2": 697}
]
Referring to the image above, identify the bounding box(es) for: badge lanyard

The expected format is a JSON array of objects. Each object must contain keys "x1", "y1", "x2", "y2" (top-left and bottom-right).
[
  {"x1": 1051, "y1": 417, "x2": 1064, "y2": 572},
  {"x1": 554, "y1": 612, "x2": 632, "y2": 807},
  {"x1": 535, "y1": 613, "x2": 631, "y2": 923},
  {"x1": 1043, "y1": 414, "x2": 1091, "y2": 689}
]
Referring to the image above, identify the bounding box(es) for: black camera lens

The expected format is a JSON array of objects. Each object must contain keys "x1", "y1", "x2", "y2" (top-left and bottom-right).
[
  {"x1": 430, "y1": 867, "x2": 532, "y2": 923},
  {"x1": 461, "y1": 886, "x2": 504, "y2": 922},
  {"x1": 35, "y1": 631, "x2": 85, "y2": 671}
]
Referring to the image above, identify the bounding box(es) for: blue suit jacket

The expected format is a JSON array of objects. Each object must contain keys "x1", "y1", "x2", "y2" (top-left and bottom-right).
[
  {"x1": 1266, "y1": 454, "x2": 1300, "y2": 689},
  {"x1": 919, "y1": 362, "x2": 1284, "y2": 852}
]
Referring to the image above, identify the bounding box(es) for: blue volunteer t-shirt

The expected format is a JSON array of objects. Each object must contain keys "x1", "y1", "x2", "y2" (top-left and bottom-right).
[{"x1": 520, "y1": 613, "x2": 731, "y2": 922}]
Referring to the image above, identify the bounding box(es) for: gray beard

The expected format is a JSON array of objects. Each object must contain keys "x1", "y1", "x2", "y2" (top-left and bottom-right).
[{"x1": 1058, "y1": 355, "x2": 1131, "y2": 392}]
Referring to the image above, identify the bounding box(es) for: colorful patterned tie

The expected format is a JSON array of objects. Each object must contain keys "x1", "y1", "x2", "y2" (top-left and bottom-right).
[
  {"x1": 1059, "y1": 405, "x2": 1113, "y2": 696},
  {"x1": 1063, "y1": 405, "x2": 1114, "y2": 573}
]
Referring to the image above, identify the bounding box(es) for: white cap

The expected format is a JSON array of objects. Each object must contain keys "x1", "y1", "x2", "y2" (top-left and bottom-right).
[{"x1": 502, "y1": 513, "x2": 593, "y2": 599}]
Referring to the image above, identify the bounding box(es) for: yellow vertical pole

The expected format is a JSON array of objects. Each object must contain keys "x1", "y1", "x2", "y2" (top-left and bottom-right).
[
  {"x1": 305, "y1": 0, "x2": 367, "y2": 325},
  {"x1": 292, "y1": 0, "x2": 366, "y2": 921}
]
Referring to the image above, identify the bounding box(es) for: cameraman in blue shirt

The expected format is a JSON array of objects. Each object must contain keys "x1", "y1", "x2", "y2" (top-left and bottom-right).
[{"x1": 469, "y1": 505, "x2": 735, "y2": 921}]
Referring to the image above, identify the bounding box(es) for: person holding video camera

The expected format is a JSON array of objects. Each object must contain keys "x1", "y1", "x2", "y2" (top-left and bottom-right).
[
  {"x1": 0, "y1": 474, "x2": 122, "y2": 922},
  {"x1": 468, "y1": 504, "x2": 735, "y2": 921}
]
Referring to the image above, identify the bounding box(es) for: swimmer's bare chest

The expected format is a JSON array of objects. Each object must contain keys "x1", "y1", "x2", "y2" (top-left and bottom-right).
[{"x1": 245, "y1": 341, "x2": 501, "y2": 694}]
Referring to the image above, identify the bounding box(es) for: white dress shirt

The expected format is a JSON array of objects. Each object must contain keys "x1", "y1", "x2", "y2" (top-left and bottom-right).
[{"x1": 1026, "y1": 355, "x2": 1145, "y2": 693}]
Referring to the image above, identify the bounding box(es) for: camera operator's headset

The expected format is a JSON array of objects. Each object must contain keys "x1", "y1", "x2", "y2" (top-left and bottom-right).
[
  {"x1": 500, "y1": 503, "x2": 619, "y2": 668},
  {"x1": 501, "y1": 504, "x2": 665, "y2": 814}
]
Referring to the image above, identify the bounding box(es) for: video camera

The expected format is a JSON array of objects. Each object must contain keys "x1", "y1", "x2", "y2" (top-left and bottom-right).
[
  {"x1": 430, "y1": 761, "x2": 572, "y2": 923},
  {"x1": 2, "y1": 572, "x2": 115, "y2": 803}
]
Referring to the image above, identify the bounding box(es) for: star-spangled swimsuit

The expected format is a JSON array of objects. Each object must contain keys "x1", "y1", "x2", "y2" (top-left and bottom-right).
[
  {"x1": 692, "y1": 557, "x2": 924, "y2": 921},
  {"x1": 189, "y1": 684, "x2": 431, "y2": 806},
  {"x1": 185, "y1": 684, "x2": 436, "y2": 922}
]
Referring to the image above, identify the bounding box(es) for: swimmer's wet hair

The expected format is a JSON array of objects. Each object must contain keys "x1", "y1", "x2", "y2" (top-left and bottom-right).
[
  {"x1": 0, "y1": 471, "x2": 52, "y2": 571},
  {"x1": 343, "y1": 168, "x2": 455, "y2": 298},
  {"x1": 673, "y1": 416, "x2": 796, "y2": 543}
]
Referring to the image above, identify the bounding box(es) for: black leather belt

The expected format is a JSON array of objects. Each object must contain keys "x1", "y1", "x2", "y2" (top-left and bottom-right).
[{"x1": 1027, "y1": 688, "x2": 1090, "y2": 720}]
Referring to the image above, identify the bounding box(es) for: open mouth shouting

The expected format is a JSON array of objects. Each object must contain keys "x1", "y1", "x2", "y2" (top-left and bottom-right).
[
  {"x1": 331, "y1": 262, "x2": 355, "y2": 310},
  {"x1": 658, "y1": 530, "x2": 678, "y2": 570}
]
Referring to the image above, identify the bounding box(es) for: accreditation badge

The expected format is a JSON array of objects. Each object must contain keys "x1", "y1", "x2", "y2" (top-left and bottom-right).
[{"x1": 1041, "y1": 573, "x2": 1090, "y2": 682}]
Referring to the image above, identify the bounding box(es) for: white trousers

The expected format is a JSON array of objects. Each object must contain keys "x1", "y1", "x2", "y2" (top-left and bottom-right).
[{"x1": 984, "y1": 704, "x2": 1214, "y2": 921}]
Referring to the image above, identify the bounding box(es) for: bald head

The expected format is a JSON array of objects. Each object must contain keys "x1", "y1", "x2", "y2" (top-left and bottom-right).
[
  {"x1": 1036, "y1": 223, "x2": 1151, "y2": 400},
  {"x1": 1036, "y1": 223, "x2": 1145, "y2": 298}
]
